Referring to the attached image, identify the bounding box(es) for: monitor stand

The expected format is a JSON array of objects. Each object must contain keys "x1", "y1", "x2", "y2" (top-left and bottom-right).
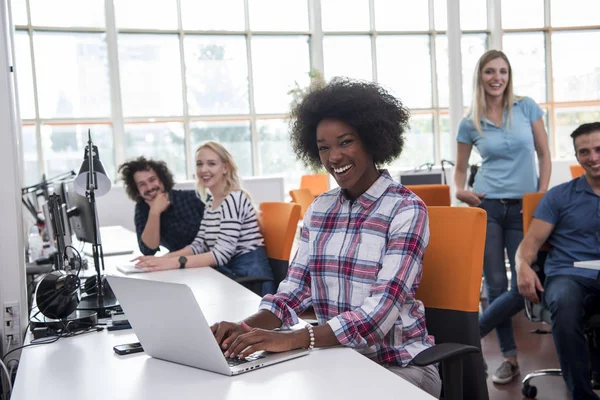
[{"x1": 78, "y1": 293, "x2": 119, "y2": 319}]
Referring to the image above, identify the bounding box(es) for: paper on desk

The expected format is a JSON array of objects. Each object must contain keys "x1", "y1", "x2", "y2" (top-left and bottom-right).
[{"x1": 574, "y1": 260, "x2": 600, "y2": 270}]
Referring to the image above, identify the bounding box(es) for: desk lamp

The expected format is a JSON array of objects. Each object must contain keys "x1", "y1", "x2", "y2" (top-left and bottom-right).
[{"x1": 73, "y1": 130, "x2": 118, "y2": 318}]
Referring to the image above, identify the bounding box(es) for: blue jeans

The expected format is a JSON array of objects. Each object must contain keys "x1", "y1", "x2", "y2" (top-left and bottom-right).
[
  {"x1": 545, "y1": 275, "x2": 600, "y2": 400},
  {"x1": 478, "y1": 199, "x2": 524, "y2": 357},
  {"x1": 215, "y1": 246, "x2": 276, "y2": 296}
]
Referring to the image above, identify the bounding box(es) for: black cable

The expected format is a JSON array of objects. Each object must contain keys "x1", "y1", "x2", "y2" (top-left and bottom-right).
[
  {"x1": 64, "y1": 245, "x2": 83, "y2": 276},
  {"x1": 3, "y1": 324, "x2": 103, "y2": 363}
]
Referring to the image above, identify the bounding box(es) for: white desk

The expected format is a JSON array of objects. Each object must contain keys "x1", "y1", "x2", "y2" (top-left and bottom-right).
[{"x1": 11, "y1": 227, "x2": 434, "y2": 400}]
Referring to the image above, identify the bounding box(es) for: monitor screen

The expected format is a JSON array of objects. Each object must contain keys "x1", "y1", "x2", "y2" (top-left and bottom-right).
[{"x1": 63, "y1": 180, "x2": 96, "y2": 244}]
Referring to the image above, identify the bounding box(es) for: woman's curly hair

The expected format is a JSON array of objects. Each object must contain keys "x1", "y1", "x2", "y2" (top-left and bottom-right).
[
  {"x1": 289, "y1": 77, "x2": 410, "y2": 170},
  {"x1": 118, "y1": 157, "x2": 175, "y2": 202}
]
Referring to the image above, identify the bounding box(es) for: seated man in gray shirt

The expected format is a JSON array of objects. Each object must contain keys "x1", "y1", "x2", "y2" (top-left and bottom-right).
[{"x1": 118, "y1": 157, "x2": 204, "y2": 255}]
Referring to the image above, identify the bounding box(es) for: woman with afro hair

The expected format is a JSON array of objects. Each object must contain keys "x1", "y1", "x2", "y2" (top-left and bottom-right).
[{"x1": 210, "y1": 78, "x2": 441, "y2": 397}]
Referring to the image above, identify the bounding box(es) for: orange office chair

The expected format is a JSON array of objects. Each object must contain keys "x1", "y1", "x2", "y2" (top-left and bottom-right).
[
  {"x1": 289, "y1": 188, "x2": 314, "y2": 219},
  {"x1": 235, "y1": 202, "x2": 301, "y2": 295},
  {"x1": 520, "y1": 192, "x2": 561, "y2": 398},
  {"x1": 570, "y1": 164, "x2": 584, "y2": 179},
  {"x1": 300, "y1": 173, "x2": 329, "y2": 197},
  {"x1": 405, "y1": 184, "x2": 451, "y2": 206},
  {"x1": 412, "y1": 206, "x2": 489, "y2": 400}
]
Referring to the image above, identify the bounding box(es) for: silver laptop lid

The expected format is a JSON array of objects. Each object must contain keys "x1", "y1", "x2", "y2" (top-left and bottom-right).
[{"x1": 106, "y1": 275, "x2": 231, "y2": 375}]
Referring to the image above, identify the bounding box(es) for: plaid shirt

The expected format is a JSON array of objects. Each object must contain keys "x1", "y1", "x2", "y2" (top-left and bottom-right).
[
  {"x1": 260, "y1": 171, "x2": 435, "y2": 366},
  {"x1": 134, "y1": 189, "x2": 205, "y2": 255}
]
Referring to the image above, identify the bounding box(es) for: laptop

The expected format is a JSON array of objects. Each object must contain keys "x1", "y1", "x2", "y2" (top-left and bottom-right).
[{"x1": 106, "y1": 275, "x2": 309, "y2": 375}]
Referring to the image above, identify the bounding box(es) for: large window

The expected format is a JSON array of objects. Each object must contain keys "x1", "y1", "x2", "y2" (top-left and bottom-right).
[
  {"x1": 502, "y1": 0, "x2": 600, "y2": 159},
  {"x1": 10, "y1": 0, "x2": 600, "y2": 188}
]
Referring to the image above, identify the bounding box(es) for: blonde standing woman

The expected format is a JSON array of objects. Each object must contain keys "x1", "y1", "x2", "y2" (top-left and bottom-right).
[
  {"x1": 134, "y1": 141, "x2": 276, "y2": 295},
  {"x1": 454, "y1": 50, "x2": 551, "y2": 384}
]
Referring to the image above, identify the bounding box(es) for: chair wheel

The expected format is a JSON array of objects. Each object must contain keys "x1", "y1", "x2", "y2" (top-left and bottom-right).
[{"x1": 522, "y1": 384, "x2": 538, "y2": 398}]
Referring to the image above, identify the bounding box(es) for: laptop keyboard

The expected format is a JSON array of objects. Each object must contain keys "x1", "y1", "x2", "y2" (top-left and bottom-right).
[{"x1": 226, "y1": 353, "x2": 266, "y2": 367}]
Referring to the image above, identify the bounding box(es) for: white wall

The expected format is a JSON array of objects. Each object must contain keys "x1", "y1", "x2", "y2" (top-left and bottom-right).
[
  {"x1": 96, "y1": 175, "x2": 286, "y2": 231},
  {"x1": 0, "y1": 0, "x2": 28, "y2": 355}
]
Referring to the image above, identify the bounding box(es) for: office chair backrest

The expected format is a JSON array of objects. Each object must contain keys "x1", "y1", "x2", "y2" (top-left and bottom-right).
[
  {"x1": 405, "y1": 184, "x2": 451, "y2": 207},
  {"x1": 289, "y1": 188, "x2": 313, "y2": 219},
  {"x1": 523, "y1": 192, "x2": 545, "y2": 235},
  {"x1": 569, "y1": 164, "x2": 584, "y2": 179},
  {"x1": 416, "y1": 206, "x2": 488, "y2": 399},
  {"x1": 300, "y1": 174, "x2": 329, "y2": 197},
  {"x1": 258, "y1": 202, "x2": 301, "y2": 287}
]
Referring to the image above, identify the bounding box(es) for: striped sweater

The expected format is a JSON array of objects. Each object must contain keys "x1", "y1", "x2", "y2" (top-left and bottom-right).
[{"x1": 187, "y1": 190, "x2": 264, "y2": 266}]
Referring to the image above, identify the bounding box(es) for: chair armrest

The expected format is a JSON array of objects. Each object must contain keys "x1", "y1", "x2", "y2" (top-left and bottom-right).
[
  {"x1": 233, "y1": 276, "x2": 273, "y2": 284},
  {"x1": 411, "y1": 343, "x2": 480, "y2": 367}
]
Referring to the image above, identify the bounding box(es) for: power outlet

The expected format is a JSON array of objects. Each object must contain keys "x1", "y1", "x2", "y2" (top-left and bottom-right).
[
  {"x1": 4, "y1": 301, "x2": 19, "y2": 321},
  {"x1": 4, "y1": 301, "x2": 22, "y2": 347}
]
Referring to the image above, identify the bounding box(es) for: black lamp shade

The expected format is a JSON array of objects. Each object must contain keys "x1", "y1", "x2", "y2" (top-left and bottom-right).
[
  {"x1": 35, "y1": 271, "x2": 81, "y2": 320},
  {"x1": 74, "y1": 145, "x2": 111, "y2": 197}
]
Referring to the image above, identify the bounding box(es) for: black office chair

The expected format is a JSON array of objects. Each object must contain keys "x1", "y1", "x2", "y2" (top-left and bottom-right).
[
  {"x1": 521, "y1": 251, "x2": 600, "y2": 398},
  {"x1": 520, "y1": 193, "x2": 600, "y2": 398}
]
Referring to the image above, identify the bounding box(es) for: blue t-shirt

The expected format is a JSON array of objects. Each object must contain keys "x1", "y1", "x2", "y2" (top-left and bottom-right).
[
  {"x1": 457, "y1": 97, "x2": 543, "y2": 199},
  {"x1": 533, "y1": 176, "x2": 600, "y2": 280}
]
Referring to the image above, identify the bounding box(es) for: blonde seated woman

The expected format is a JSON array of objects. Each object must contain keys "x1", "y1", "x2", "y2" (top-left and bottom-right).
[{"x1": 134, "y1": 141, "x2": 276, "y2": 295}]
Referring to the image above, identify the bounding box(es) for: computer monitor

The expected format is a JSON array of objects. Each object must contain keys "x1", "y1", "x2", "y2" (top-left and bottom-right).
[{"x1": 63, "y1": 179, "x2": 97, "y2": 244}]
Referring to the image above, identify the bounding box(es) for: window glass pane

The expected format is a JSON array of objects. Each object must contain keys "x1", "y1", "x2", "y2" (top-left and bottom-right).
[
  {"x1": 257, "y1": 119, "x2": 309, "y2": 193},
  {"x1": 374, "y1": 0, "x2": 429, "y2": 31},
  {"x1": 460, "y1": 0, "x2": 487, "y2": 30},
  {"x1": 389, "y1": 114, "x2": 434, "y2": 169},
  {"x1": 14, "y1": 32, "x2": 35, "y2": 120},
  {"x1": 251, "y1": 36, "x2": 310, "y2": 114},
  {"x1": 503, "y1": 32, "x2": 546, "y2": 103},
  {"x1": 248, "y1": 0, "x2": 308, "y2": 31},
  {"x1": 554, "y1": 107, "x2": 600, "y2": 159},
  {"x1": 552, "y1": 31, "x2": 600, "y2": 102},
  {"x1": 439, "y1": 113, "x2": 452, "y2": 162},
  {"x1": 184, "y1": 35, "x2": 249, "y2": 116},
  {"x1": 321, "y1": 0, "x2": 370, "y2": 31},
  {"x1": 551, "y1": 0, "x2": 600, "y2": 27},
  {"x1": 461, "y1": 33, "x2": 487, "y2": 107},
  {"x1": 323, "y1": 36, "x2": 372, "y2": 81},
  {"x1": 435, "y1": 36, "x2": 449, "y2": 108},
  {"x1": 435, "y1": 34, "x2": 487, "y2": 108},
  {"x1": 433, "y1": 0, "x2": 447, "y2": 31},
  {"x1": 181, "y1": 0, "x2": 245, "y2": 31},
  {"x1": 10, "y1": 0, "x2": 28, "y2": 25},
  {"x1": 114, "y1": 0, "x2": 177, "y2": 30},
  {"x1": 123, "y1": 122, "x2": 186, "y2": 181},
  {"x1": 41, "y1": 124, "x2": 115, "y2": 181},
  {"x1": 377, "y1": 35, "x2": 431, "y2": 109},
  {"x1": 502, "y1": 0, "x2": 544, "y2": 29},
  {"x1": 190, "y1": 120, "x2": 253, "y2": 177},
  {"x1": 119, "y1": 34, "x2": 183, "y2": 117},
  {"x1": 22, "y1": 125, "x2": 39, "y2": 186},
  {"x1": 34, "y1": 32, "x2": 111, "y2": 118},
  {"x1": 30, "y1": 0, "x2": 105, "y2": 28}
]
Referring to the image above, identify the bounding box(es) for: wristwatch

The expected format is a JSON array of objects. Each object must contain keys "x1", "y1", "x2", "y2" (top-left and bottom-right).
[{"x1": 178, "y1": 256, "x2": 187, "y2": 269}]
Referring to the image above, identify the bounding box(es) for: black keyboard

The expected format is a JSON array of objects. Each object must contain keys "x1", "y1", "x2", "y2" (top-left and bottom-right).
[{"x1": 226, "y1": 353, "x2": 266, "y2": 367}]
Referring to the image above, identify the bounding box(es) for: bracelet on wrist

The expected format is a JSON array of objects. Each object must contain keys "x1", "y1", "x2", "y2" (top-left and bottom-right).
[{"x1": 305, "y1": 323, "x2": 315, "y2": 350}]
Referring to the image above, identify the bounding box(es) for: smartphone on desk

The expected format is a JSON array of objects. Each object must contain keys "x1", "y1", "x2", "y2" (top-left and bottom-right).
[{"x1": 113, "y1": 342, "x2": 144, "y2": 355}]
